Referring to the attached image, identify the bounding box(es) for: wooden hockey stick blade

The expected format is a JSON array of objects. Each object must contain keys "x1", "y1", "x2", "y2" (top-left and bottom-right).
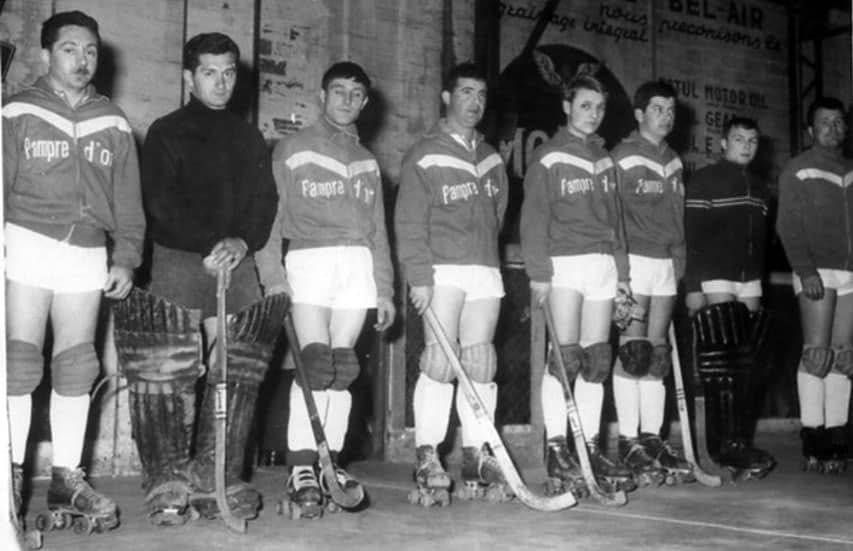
[
  {"x1": 424, "y1": 308, "x2": 576, "y2": 512},
  {"x1": 283, "y1": 315, "x2": 365, "y2": 509},
  {"x1": 542, "y1": 305, "x2": 627, "y2": 506},
  {"x1": 214, "y1": 270, "x2": 247, "y2": 533},
  {"x1": 668, "y1": 324, "x2": 722, "y2": 488}
]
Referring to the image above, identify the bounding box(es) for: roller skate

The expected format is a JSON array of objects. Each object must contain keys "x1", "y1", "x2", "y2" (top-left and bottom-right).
[
  {"x1": 280, "y1": 465, "x2": 325, "y2": 519},
  {"x1": 823, "y1": 426, "x2": 848, "y2": 474},
  {"x1": 407, "y1": 445, "x2": 451, "y2": 507},
  {"x1": 640, "y1": 433, "x2": 695, "y2": 485},
  {"x1": 717, "y1": 439, "x2": 775, "y2": 481},
  {"x1": 587, "y1": 438, "x2": 637, "y2": 493},
  {"x1": 35, "y1": 467, "x2": 119, "y2": 535},
  {"x1": 143, "y1": 472, "x2": 196, "y2": 526},
  {"x1": 544, "y1": 437, "x2": 588, "y2": 499},
  {"x1": 801, "y1": 427, "x2": 826, "y2": 473},
  {"x1": 454, "y1": 445, "x2": 514, "y2": 503},
  {"x1": 618, "y1": 435, "x2": 665, "y2": 488}
]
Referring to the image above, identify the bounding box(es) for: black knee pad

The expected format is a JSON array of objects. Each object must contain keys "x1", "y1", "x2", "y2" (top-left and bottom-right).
[
  {"x1": 617, "y1": 339, "x2": 653, "y2": 378},
  {"x1": 580, "y1": 342, "x2": 612, "y2": 383},
  {"x1": 800, "y1": 346, "x2": 834, "y2": 378},
  {"x1": 648, "y1": 342, "x2": 672, "y2": 379},
  {"x1": 832, "y1": 345, "x2": 853, "y2": 377},
  {"x1": 548, "y1": 343, "x2": 583, "y2": 382},
  {"x1": 7, "y1": 340, "x2": 44, "y2": 395},
  {"x1": 330, "y1": 347, "x2": 360, "y2": 390},
  {"x1": 52, "y1": 342, "x2": 99, "y2": 396},
  {"x1": 460, "y1": 343, "x2": 497, "y2": 383},
  {"x1": 419, "y1": 342, "x2": 456, "y2": 383},
  {"x1": 301, "y1": 343, "x2": 334, "y2": 390}
]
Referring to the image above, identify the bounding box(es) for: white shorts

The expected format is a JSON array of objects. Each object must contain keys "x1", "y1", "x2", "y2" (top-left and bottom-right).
[
  {"x1": 793, "y1": 269, "x2": 853, "y2": 297},
  {"x1": 701, "y1": 279, "x2": 762, "y2": 298},
  {"x1": 628, "y1": 254, "x2": 677, "y2": 297},
  {"x1": 4, "y1": 223, "x2": 107, "y2": 293},
  {"x1": 433, "y1": 264, "x2": 505, "y2": 302},
  {"x1": 551, "y1": 254, "x2": 617, "y2": 300},
  {"x1": 286, "y1": 246, "x2": 377, "y2": 309}
]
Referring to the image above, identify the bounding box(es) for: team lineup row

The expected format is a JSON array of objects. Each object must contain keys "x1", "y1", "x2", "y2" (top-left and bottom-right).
[{"x1": 4, "y1": 9, "x2": 853, "y2": 538}]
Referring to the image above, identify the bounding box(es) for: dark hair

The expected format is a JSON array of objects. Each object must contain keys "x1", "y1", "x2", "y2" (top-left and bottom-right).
[
  {"x1": 563, "y1": 74, "x2": 608, "y2": 103},
  {"x1": 633, "y1": 80, "x2": 677, "y2": 111},
  {"x1": 807, "y1": 97, "x2": 846, "y2": 127},
  {"x1": 723, "y1": 116, "x2": 760, "y2": 139},
  {"x1": 183, "y1": 33, "x2": 240, "y2": 72},
  {"x1": 322, "y1": 61, "x2": 371, "y2": 91},
  {"x1": 41, "y1": 10, "x2": 100, "y2": 50},
  {"x1": 443, "y1": 62, "x2": 486, "y2": 94}
]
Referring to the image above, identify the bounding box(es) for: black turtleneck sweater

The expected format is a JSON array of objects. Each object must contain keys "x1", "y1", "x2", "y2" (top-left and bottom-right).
[{"x1": 141, "y1": 95, "x2": 277, "y2": 255}]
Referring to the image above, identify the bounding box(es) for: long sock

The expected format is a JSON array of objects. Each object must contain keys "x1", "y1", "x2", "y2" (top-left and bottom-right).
[
  {"x1": 541, "y1": 373, "x2": 567, "y2": 440},
  {"x1": 797, "y1": 370, "x2": 825, "y2": 427},
  {"x1": 287, "y1": 382, "x2": 329, "y2": 452},
  {"x1": 456, "y1": 381, "x2": 497, "y2": 448},
  {"x1": 574, "y1": 375, "x2": 603, "y2": 444},
  {"x1": 8, "y1": 395, "x2": 32, "y2": 464},
  {"x1": 639, "y1": 379, "x2": 666, "y2": 435},
  {"x1": 325, "y1": 389, "x2": 352, "y2": 453},
  {"x1": 613, "y1": 371, "x2": 640, "y2": 438},
  {"x1": 413, "y1": 374, "x2": 454, "y2": 447},
  {"x1": 824, "y1": 372, "x2": 851, "y2": 428},
  {"x1": 50, "y1": 391, "x2": 90, "y2": 469}
]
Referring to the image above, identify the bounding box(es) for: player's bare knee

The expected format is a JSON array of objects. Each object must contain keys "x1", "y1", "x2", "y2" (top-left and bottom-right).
[
  {"x1": 548, "y1": 343, "x2": 582, "y2": 382},
  {"x1": 831, "y1": 345, "x2": 853, "y2": 377},
  {"x1": 419, "y1": 343, "x2": 456, "y2": 383},
  {"x1": 617, "y1": 339, "x2": 653, "y2": 378},
  {"x1": 330, "y1": 347, "x2": 360, "y2": 390},
  {"x1": 580, "y1": 342, "x2": 612, "y2": 383},
  {"x1": 7, "y1": 339, "x2": 44, "y2": 395},
  {"x1": 51, "y1": 342, "x2": 99, "y2": 396},
  {"x1": 301, "y1": 342, "x2": 335, "y2": 390},
  {"x1": 800, "y1": 345, "x2": 834, "y2": 378},
  {"x1": 461, "y1": 343, "x2": 497, "y2": 383}
]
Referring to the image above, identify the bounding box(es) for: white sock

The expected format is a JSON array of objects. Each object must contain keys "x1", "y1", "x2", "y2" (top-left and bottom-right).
[
  {"x1": 575, "y1": 375, "x2": 603, "y2": 442},
  {"x1": 797, "y1": 370, "x2": 825, "y2": 427},
  {"x1": 50, "y1": 391, "x2": 90, "y2": 469},
  {"x1": 325, "y1": 389, "x2": 352, "y2": 452},
  {"x1": 456, "y1": 381, "x2": 496, "y2": 448},
  {"x1": 639, "y1": 379, "x2": 666, "y2": 435},
  {"x1": 8, "y1": 395, "x2": 32, "y2": 464},
  {"x1": 613, "y1": 371, "x2": 639, "y2": 438},
  {"x1": 287, "y1": 382, "x2": 328, "y2": 452},
  {"x1": 824, "y1": 372, "x2": 851, "y2": 428},
  {"x1": 541, "y1": 373, "x2": 567, "y2": 440},
  {"x1": 413, "y1": 374, "x2": 454, "y2": 447}
]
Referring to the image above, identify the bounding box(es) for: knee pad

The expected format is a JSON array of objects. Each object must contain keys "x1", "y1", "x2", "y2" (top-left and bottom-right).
[
  {"x1": 648, "y1": 342, "x2": 672, "y2": 379},
  {"x1": 580, "y1": 342, "x2": 612, "y2": 383},
  {"x1": 547, "y1": 343, "x2": 583, "y2": 382},
  {"x1": 460, "y1": 343, "x2": 497, "y2": 383},
  {"x1": 7, "y1": 340, "x2": 44, "y2": 395},
  {"x1": 330, "y1": 347, "x2": 360, "y2": 390},
  {"x1": 301, "y1": 343, "x2": 334, "y2": 390},
  {"x1": 51, "y1": 342, "x2": 99, "y2": 396},
  {"x1": 800, "y1": 346, "x2": 834, "y2": 378},
  {"x1": 617, "y1": 339, "x2": 653, "y2": 378},
  {"x1": 832, "y1": 345, "x2": 853, "y2": 377},
  {"x1": 419, "y1": 342, "x2": 456, "y2": 383}
]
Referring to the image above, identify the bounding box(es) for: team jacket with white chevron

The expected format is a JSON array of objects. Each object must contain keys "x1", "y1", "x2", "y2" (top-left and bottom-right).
[
  {"x1": 395, "y1": 119, "x2": 508, "y2": 287},
  {"x1": 777, "y1": 145, "x2": 853, "y2": 277},
  {"x1": 2, "y1": 77, "x2": 145, "y2": 269}
]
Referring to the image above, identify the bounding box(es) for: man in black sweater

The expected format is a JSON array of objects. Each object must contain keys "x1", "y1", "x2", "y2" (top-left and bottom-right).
[{"x1": 113, "y1": 32, "x2": 284, "y2": 526}]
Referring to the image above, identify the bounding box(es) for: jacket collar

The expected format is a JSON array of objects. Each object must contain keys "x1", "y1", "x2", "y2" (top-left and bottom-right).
[
  {"x1": 625, "y1": 130, "x2": 671, "y2": 156},
  {"x1": 317, "y1": 115, "x2": 360, "y2": 145},
  {"x1": 33, "y1": 76, "x2": 103, "y2": 109},
  {"x1": 425, "y1": 118, "x2": 483, "y2": 153}
]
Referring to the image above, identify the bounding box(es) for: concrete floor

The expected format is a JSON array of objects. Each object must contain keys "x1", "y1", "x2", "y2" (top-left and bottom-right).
[{"x1": 20, "y1": 432, "x2": 853, "y2": 551}]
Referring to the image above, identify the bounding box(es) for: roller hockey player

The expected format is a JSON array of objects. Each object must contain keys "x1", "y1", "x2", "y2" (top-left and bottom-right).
[
  {"x1": 610, "y1": 81, "x2": 693, "y2": 487},
  {"x1": 396, "y1": 63, "x2": 510, "y2": 507},
  {"x1": 777, "y1": 97, "x2": 853, "y2": 476}
]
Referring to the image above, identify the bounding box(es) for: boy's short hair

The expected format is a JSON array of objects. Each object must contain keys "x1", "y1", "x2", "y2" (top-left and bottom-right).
[
  {"x1": 807, "y1": 97, "x2": 846, "y2": 126},
  {"x1": 41, "y1": 10, "x2": 100, "y2": 50},
  {"x1": 723, "y1": 116, "x2": 760, "y2": 139},
  {"x1": 443, "y1": 62, "x2": 487, "y2": 94},
  {"x1": 183, "y1": 33, "x2": 240, "y2": 72},
  {"x1": 562, "y1": 74, "x2": 608, "y2": 103},
  {"x1": 322, "y1": 61, "x2": 371, "y2": 91},
  {"x1": 633, "y1": 80, "x2": 677, "y2": 111}
]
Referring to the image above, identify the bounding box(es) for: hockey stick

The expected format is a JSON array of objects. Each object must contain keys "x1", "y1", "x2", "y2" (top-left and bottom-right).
[
  {"x1": 423, "y1": 308, "x2": 576, "y2": 512},
  {"x1": 541, "y1": 304, "x2": 627, "y2": 506},
  {"x1": 282, "y1": 314, "x2": 365, "y2": 509},
  {"x1": 214, "y1": 269, "x2": 247, "y2": 533},
  {"x1": 668, "y1": 323, "x2": 723, "y2": 487}
]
